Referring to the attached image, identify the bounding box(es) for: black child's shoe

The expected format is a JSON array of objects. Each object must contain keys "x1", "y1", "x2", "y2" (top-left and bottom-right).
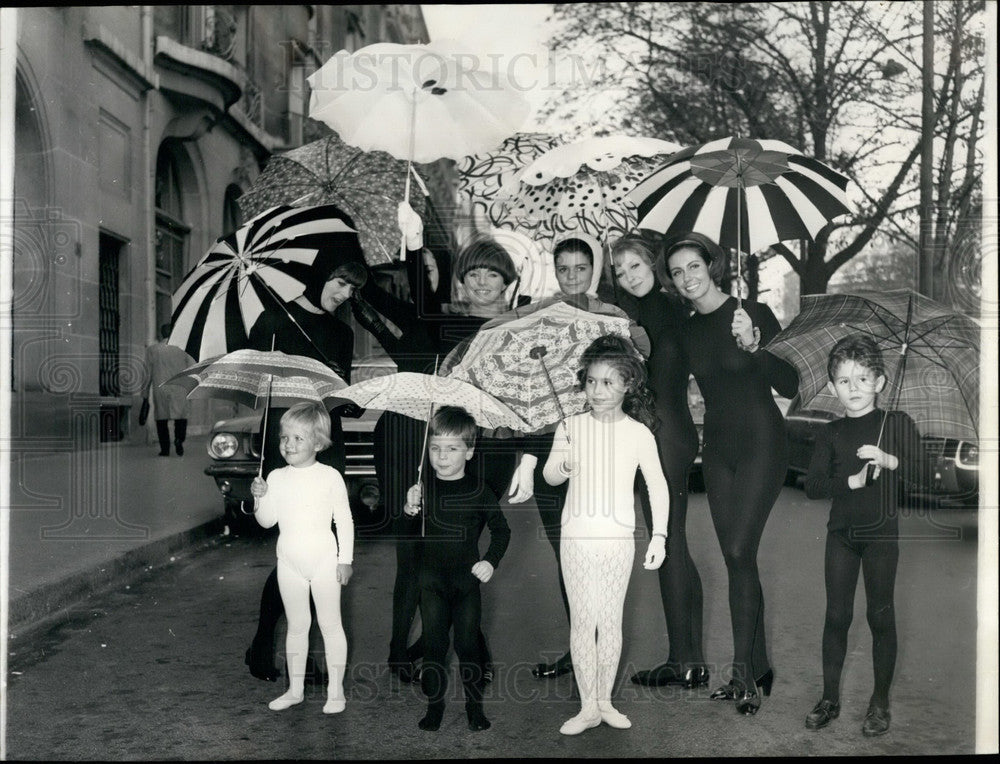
[
  {"x1": 862, "y1": 703, "x2": 891, "y2": 737},
  {"x1": 805, "y1": 698, "x2": 841, "y2": 729}
]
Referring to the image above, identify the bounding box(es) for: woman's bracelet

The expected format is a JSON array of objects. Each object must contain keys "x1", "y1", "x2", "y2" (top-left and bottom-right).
[
  {"x1": 651, "y1": 532, "x2": 667, "y2": 541},
  {"x1": 736, "y1": 326, "x2": 761, "y2": 353}
]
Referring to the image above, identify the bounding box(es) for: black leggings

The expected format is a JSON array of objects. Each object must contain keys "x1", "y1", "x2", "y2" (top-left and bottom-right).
[
  {"x1": 822, "y1": 530, "x2": 898, "y2": 706},
  {"x1": 532, "y1": 455, "x2": 570, "y2": 621},
  {"x1": 637, "y1": 426, "x2": 704, "y2": 668},
  {"x1": 702, "y1": 422, "x2": 786, "y2": 685},
  {"x1": 419, "y1": 568, "x2": 485, "y2": 710},
  {"x1": 375, "y1": 412, "x2": 513, "y2": 666}
]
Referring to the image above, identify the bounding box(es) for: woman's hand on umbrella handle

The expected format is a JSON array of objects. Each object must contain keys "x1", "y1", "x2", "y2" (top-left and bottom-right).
[
  {"x1": 398, "y1": 201, "x2": 424, "y2": 251},
  {"x1": 731, "y1": 308, "x2": 758, "y2": 350},
  {"x1": 508, "y1": 453, "x2": 536, "y2": 504}
]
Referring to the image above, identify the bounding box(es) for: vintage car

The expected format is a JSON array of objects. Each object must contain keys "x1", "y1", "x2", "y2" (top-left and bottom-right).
[
  {"x1": 205, "y1": 359, "x2": 392, "y2": 534},
  {"x1": 783, "y1": 394, "x2": 979, "y2": 507}
]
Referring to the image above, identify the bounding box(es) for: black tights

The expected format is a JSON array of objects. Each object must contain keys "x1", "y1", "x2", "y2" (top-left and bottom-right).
[
  {"x1": 637, "y1": 449, "x2": 704, "y2": 668},
  {"x1": 702, "y1": 429, "x2": 785, "y2": 685},
  {"x1": 822, "y1": 531, "x2": 898, "y2": 707},
  {"x1": 376, "y1": 413, "x2": 511, "y2": 667},
  {"x1": 419, "y1": 569, "x2": 485, "y2": 711}
]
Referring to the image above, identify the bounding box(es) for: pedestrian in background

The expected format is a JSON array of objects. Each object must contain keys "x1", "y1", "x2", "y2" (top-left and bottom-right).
[
  {"x1": 251, "y1": 402, "x2": 354, "y2": 715},
  {"x1": 144, "y1": 323, "x2": 194, "y2": 456},
  {"x1": 803, "y1": 334, "x2": 926, "y2": 737}
]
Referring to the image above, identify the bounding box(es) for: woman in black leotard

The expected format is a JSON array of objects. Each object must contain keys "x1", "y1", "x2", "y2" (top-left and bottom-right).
[
  {"x1": 605, "y1": 235, "x2": 708, "y2": 690},
  {"x1": 661, "y1": 233, "x2": 798, "y2": 715}
]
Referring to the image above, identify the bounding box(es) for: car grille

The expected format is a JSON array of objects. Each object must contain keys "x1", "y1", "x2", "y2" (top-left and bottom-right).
[{"x1": 922, "y1": 437, "x2": 948, "y2": 462}]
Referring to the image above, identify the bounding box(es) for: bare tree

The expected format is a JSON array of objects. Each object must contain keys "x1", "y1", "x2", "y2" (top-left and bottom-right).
[{"x1": 544, "y1": 1, "x2": 984, "y2": 297}]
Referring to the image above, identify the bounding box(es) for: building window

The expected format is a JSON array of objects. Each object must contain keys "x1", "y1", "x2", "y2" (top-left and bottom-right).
[
  {"x1": 154, "y1": 143, "x2": 190, "y2": 332},
  {"x1": 98, "y1": 233, "x2": 124, "y2": 397}
]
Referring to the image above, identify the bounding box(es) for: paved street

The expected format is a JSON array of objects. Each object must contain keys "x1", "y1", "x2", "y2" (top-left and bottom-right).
[{"x1": 5, "y1": 487, "x2": 978, "y2": 759}]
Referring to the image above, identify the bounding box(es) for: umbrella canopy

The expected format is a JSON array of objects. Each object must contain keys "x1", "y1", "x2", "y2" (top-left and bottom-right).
[
  {"x1": 168, "y1": 204, "x2": 360, "y2": 361},
  {"x1": 628, "y1": 137, "x2": 855, "y2": 255},
  {"x1": 441, "y1": 300, "x2": 635, "y2": 433},
  {"x1": 166, "y1": 349, "x2": 348, "y2": 410},
  {"x1": 494, "y1": 135, "x2": 681, "y2": 244},
  {"x1": 237, "y1": 133, "x2": 427, "y2": 267},
  {"x1": 457, "y1": 131, "x2": 563, "y2": 228},
  {"x1": 307, "y1": 40, "x2": 532, "y2": 164},
  {"x1": 334, "y1": 372, "x2": 529, "y2": 432},
  {"x1": 766, "y1": 290, "x2": 979, "y2": 441}
]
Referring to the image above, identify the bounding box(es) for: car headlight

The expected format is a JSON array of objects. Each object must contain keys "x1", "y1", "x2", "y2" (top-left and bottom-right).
[
  {"x1": 209, "y1": 433, "x2": 239, "y2": 459},
  {"x1": 958, "y1": 441, "x2": 979, "y2": 468}
]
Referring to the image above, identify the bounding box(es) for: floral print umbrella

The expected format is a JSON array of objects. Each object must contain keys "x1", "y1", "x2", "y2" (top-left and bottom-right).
[{"x1": 237, "y1": 133, "x2": 426, "y2": 267}]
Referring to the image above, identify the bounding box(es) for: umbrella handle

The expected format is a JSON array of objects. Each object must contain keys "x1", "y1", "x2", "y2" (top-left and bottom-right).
[
  {"x1": 400, "y1": 87, "x2": 418, "y2": 263},
  {"x1": 415, "y1": 354, "x2": 440, "y2": 537},
  {"x1": 257, "y1": 372, "x2": 273, "y2": 479},
  {"x1": 530, "y1": 346, "x2": 570, "y2": 444}
]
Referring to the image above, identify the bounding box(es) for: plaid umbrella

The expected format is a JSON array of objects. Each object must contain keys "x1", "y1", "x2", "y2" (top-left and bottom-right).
[
  {"x1": 765, "y1": 290, "x2": 979, "y2": 441},
  {"x1": 166, "y1": 349, "x2": 348, "y2": 410},
  {"x1": 237, "y1": 133, "x2": 427, "y2": 267},
  {"x1": 441, "y1": 300, "x2": 634, "y2": 433},
  {"x1": 168, "y1": 204, "x2": 361, "y2": 360},
  {"x1": 494, "y1": 134, "x2": 681, "y2": 245}
]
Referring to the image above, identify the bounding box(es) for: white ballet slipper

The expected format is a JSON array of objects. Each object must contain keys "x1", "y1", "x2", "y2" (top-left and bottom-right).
[
  {"x1": 323, "y1": 698, "x2": 346, "y2": 714},
  {"x1": 268, "y1": 692, "x2": 304, "y2": 711},
  {"x1": 599, "y1": 706, "x2": 632, "y2": 729},
  {"x1": 559, "y1": 711, "x2": 602, "y2": 735}
]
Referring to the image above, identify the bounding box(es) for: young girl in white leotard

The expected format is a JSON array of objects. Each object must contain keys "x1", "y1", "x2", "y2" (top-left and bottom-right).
[
  {"x1": 543, "y1": 334, "x2": 670, "y2": 735},
  {"x1": 251, "y1": 402, "x2": 354, "y2": 714}
]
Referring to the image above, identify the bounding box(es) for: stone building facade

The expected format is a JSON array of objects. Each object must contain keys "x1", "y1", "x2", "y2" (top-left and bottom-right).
[{"x1": 10, "y1": 5, "x2": 453, "y2": 445}]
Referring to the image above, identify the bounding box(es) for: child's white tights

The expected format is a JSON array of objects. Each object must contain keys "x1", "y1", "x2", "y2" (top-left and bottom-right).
[
  {"x1": 269, "y1": 552, "x2": 347, "y2": 713},
  {"x1": 561, "y1": 537, "x2": 633, "y2": 725}
]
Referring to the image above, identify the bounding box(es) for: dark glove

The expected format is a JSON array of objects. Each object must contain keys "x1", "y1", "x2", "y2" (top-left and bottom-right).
[{"x1": 350, "y1": 295, "x2": 400, "y2": 353}]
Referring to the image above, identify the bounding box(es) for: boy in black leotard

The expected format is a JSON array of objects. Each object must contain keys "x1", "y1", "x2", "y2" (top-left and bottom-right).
[{"x1": 803, "y1": 334, "x2": 926, "y2": 738}]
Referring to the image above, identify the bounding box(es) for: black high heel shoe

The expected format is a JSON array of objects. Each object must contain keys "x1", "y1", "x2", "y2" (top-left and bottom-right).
[
  {"x1": 735, "y1": 669, "x2": 774, "y2": 716},
  {"x1": 681, "y1": 665, "x2": 710, "y2": 688}
]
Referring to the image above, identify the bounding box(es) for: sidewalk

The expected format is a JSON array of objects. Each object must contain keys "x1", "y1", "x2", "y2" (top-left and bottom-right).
[{"x1": 4, "y1": 435, "x2": 224, "y2": 634}]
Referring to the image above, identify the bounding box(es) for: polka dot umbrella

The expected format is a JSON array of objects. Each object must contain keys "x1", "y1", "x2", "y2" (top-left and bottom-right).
[{"x1": 492, "y1": 135, "x2": 681, "y2": 246}]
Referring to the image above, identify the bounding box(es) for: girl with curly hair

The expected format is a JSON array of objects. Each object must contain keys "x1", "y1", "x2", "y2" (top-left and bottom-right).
[{"x1": 542, "y1": 334, "x2": 670, "y2": 735}]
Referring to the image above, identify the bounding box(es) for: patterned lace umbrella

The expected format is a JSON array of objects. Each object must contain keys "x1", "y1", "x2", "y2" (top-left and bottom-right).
[
  {"x1": 441, "y1": 301, "x2": 635, "y2": 434},
  {"x1": 237, "y1": 133, "x2": 427, "y2": 267},
  {"x1": 166, "y1": 349, "x2": 348, "y2": 410}
]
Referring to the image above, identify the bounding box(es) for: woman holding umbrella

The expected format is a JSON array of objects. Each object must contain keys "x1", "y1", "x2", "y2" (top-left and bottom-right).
[
  {"x1": 243, "y1": 252, "x2": 369, "y2": 682},
  {"x1": 604, "y1": 234, "x2": 708, "y2": 691},
  {"x1": 660, "y1": 232, "x2": 798, "y2": 715},
  {"x1": 348, "y1": 203, "x2": 536, "y2": 682}
]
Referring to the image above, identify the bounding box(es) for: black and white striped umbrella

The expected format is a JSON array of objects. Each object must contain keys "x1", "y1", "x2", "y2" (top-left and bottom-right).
[
  {"x1": 628, "y1": 137, "x2": 855, "y2": 256},
  {"x1": 168, "y1": 204, "x2": 359, "y2": 360}
]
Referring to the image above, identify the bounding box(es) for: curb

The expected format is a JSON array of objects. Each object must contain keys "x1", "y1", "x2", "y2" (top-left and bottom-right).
[{"x1": 7, "y1": 517, "x2": 227, "y2": 639}]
